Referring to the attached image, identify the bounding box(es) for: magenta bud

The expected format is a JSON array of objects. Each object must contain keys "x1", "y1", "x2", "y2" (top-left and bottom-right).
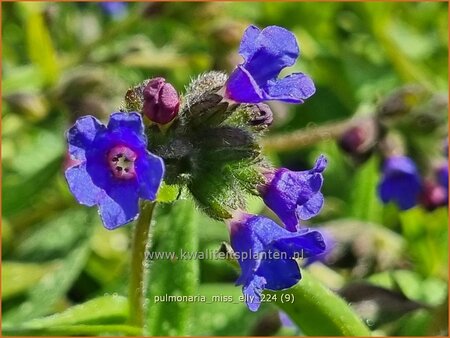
[
  {"x1": 420, "y1": 180, "x2": 448, "y2": 211},
  {"x1": 339, "y1": 125, "x2": 368, "y2": 154},
  {"x1": 143, "y1": 77, "x2": 180, "y2": 124}
]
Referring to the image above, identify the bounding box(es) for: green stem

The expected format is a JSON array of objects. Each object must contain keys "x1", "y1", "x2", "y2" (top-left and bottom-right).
[
  {"x1": 2, "y1": 324, "x2": 142, "y2": 336},
  {"x1": 269, "y1": 270, "x2": 371, "y2": 336},
  {"x1": 262, "y1": 116, "x2": 370, "y2": 153},
  {"x1": 128, "y1": 201, "x2": 155, "y2": 329}
]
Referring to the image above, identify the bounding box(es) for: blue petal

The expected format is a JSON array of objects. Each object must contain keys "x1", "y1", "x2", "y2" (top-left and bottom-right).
[
  {"x1": 382, "y1": 156, "x2": 418, "y2": 177},
  {"x1": 107, "y1": 112, "x2": 146, "y2": 146},
  {"x1": 135, "y1": 152, "x2": 165, "y2": 200},
  {"x1": 239, "y1": 25, "x2": 261, "y2": 60},
  {"x1": 226, "y1": 66, "x2": 264, "y2": 103},
  {"x1": 243, "y1": 275, "x2": 266, "y2": 312},
  {"x1": 263, "y1": 156, "x2": 327, "y2": 231},
  {"x1": 65, "y1": 162, "x2": 104, "y2": 206},
  {"x1": 265, "y1": 73, "x2": 316, "y2": 103},
  {"x1": 98, "y1": 182, "x2": 140, "y2": 230},
  {"x1": 272, "y1": 230, "x2": 326, "y2": 258},
  {"x1": 230, "y1": 214, "x2": 327, "y2": 311},
  {"x1": 67, "y1": 116, "x2": 106, "y2": 161},
  {"x1": 230, "y1": 215, "x2": 265, "y2": 285},
  {"x1": 312, "y1": 155, "x2": 328, "y2": 173},
  {"x1": 100, "y1": 2, "x2": 127, "y2": 18},
  {"x1": 437, "y1": 165, "x2": 448, "y2": 188},
  {"x1": 296, "y1": 192, "x2": 324, "y2": 221},
  {"x1": 378, "y1": 175, "x2": 421, "y2": 210},
  {"x1": 258, "y1": 257, "x2": 301, "y2": 290},
  {"x1": 243, "y1": 26, "x2": 299, "y2": 84},
  {"x1": 378, "y1": 156, "x2": 422, "y2": 210}
]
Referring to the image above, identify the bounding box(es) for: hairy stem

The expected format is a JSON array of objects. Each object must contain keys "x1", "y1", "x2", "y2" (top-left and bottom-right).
[
  {"x1": 262, "y1": 116, "x2": 370, "y2": 152},
  {"x1": 128, "y1": 201, "x2": 155, "y2": 329}
]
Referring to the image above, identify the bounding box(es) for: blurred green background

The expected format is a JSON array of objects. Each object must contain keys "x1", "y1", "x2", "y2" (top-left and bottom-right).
[{"x1": 2, "y1": 2, "x2": 448, "y2": 336}]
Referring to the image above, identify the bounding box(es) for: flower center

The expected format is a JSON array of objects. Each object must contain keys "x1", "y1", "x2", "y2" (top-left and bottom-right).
[{"x1": 107, "y1": 146, "x2": 137, "y2": 179}]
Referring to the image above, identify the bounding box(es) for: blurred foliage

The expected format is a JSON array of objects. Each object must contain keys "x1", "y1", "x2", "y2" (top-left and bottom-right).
[{"x1": 2, "y1": 2, "x2": 448, "y2": 336}]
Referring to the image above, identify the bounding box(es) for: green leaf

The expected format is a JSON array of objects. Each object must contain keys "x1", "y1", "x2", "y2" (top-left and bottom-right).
[
  {"x1": 15, "y1": 208, "x2": 94, "y2": 261},
  {"x1": 2, "y1": 262, "x2": 58, "y2": 300},
  {"x1": 189, "y1": 284, "x2": 264, "y2": 336},
  {"x1": 24, "y1": 5, "x2": 60, "y2": 85},
  {"x1": 270, "y1": 270, "x2": 371, "y2": 336},
  {"x1": 2, "y1": 65, "x2": 44, "y2": 95},
  {"x1": 399, "y1": 207, "x2": 448, "y2": 277},
  {"x1": 2, "y1": 324, "x2": 141, "y2": 336},
  {"x1": 3, "y1": 209, "x2": 96, "y2": 323},
  {"x1": 350, "y1": 156, "x2": 382, "y2": 223},
  {"x1": 146, "y1": 200, "x2": 199, "y2": 335},
  {"x1": 16, "y1": 295, "x2": 128, "y2": 329},
  {"x1": 3, "y1": 156, "x2": 63, "y2": 217}
]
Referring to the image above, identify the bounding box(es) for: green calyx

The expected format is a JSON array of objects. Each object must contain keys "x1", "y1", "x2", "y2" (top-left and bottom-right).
[{"x1": 124, "y1": 72, "x2": 271, "y2": 220}]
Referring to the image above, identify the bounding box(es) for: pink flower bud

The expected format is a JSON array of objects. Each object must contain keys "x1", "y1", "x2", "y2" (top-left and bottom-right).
[{"x1": 143, "y1": 77, "x2": 180, "y2": 124}]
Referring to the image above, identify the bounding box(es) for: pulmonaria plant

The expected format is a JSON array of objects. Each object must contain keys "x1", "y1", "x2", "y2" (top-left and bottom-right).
[{"x1": 65, "y1": 25, "x2": 326, "y2": 311}]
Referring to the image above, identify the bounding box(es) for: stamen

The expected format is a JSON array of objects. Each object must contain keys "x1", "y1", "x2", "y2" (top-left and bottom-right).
[{"x1": 108, "y1": 146, "x2": 137, "y2": 179}]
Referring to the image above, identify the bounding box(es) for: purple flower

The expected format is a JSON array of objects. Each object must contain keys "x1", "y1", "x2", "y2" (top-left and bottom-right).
[
  {"x1": 437, "y1": 163, "x2": 448, "y2": 190},
  {"x1": 100, "y1": 2, "x2": 127, "y2": 18},
  {"x1": 65, "y1": 112, "x2": 164, "y2": 229},
  {"x1": 228, "y1": 212, "x2": 325, "y2": 311},
  {"x1": 259, "y1": 155, "x2": 327, "y2": 232},
  {"x1": 378, "y1": 156, "x2": 422, "y2": 210},
  {"x1": 143, "y1": 77, "x2": 180, "y2": 125},
  {"x1": 225, "y1": 25, "x2": 315, "y2": 104}
]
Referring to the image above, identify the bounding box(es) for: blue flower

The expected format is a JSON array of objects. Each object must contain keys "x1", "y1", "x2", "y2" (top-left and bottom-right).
[
  {"x1": 378, "y1": 155, "x2": 422, "y2": 210},
  {"x1": 229, "y1": 212, "x2": 325, "y2": 311},
  {"x1": 65, "y1": 112, "x2": 164, "y2": 229},
  {"x1": 225, "y1": 25, "x2": 315, "y2": 104},
  {"x1": 259, "y1": 155, "x2": 327, "y2": 232},
  {"x1": 99, "y1": 2, "x2": 127, "y2": 19},
  {"x1": 437, "y1": 163, "x2": 448, "y2": 190}
]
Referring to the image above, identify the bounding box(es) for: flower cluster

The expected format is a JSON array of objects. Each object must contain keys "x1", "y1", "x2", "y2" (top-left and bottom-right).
[{"x1": 65, "y1": 25, "x2": 326, "y2": 311}]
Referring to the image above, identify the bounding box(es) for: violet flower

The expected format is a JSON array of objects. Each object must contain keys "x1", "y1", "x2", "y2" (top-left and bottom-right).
[
  {"x1": 225, "y1": 25, "x2": 315, "y2": 104},
  {"x1": 228, "y1": 212, "x2": 325, "y2": 311},
  {"x1": 65, "y1": 112, "x2": 164, "y2": 229},
  {"x1": 259, "y1": 155, "x2": 327, "y2": 232},
  {"x1": 377, "y1": 155, "x2": 422, "y2": 210}
]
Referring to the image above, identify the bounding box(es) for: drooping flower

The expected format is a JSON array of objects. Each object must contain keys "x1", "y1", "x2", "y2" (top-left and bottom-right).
[
  {"x1": 228, "y1": 212, "x2": 326, "y2": 311},
  {"x1": 65, "y1": 112, "x2": 164, "y2": 229},
  {"x1": 225, "y1": 25, "x2": 315, "y2": 104},
  {"x1": 377, "y1": 155, "x2": 422, "y2": 210},
  {"x1": 143, "y1": 77, "x2": 180, "y2": 125},
  {"x1": 259, "y1": 155, "x2": 327, "y2": 232}
]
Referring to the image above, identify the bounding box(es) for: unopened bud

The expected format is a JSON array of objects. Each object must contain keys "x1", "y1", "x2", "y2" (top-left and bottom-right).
[
  {"x1": 420, "y1": 180, "x2": 447, "y2": 211},
  {"x1": 143, "y1": 77, "x2": 180, "y2": 125},
  {"x1": 338, "y1": 118, "x2": 379, "y2": 162},
  {"x1": 249, "y1": 103, "x2": 273, "y2": 128}
]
